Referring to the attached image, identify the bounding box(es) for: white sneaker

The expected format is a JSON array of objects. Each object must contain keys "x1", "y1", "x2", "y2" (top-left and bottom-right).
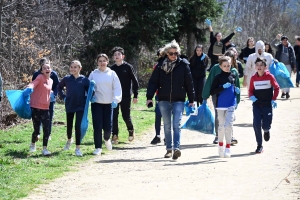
[
  {"x1": 218, "y1": 146, "x2": 224, "y2": 158},
  {"x1": 224, "y1": 148, "x2": 231, "y2": 158},
  {"x1": 42, "y1": 149, "x2": 51, "y2": 156},
  {"x1": 105, "y1": 139, "x2": 112, "y2": 151},
  {"x1": 63, "y1": 140, "x2": 72, "y2": 150},
  {"x1": 93, "y1": 148, "x2": 102, "y2": 155},
  {"x1": 75, "y1": 148, "x2": 83, "y2": 157},
  {"x1": 29, "y1": 144, "x2": 36, "y2": 152}
]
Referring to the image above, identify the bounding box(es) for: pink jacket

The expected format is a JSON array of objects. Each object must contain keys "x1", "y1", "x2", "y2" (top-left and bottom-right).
[{"x1": 28, "y1": 74, "x2": 53, "y2": 110}]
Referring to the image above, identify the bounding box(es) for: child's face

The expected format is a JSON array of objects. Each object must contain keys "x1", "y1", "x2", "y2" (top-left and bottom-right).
[
  {"x1": 97, "y1": 57, "x2": 108, "y2": 68},
  {"x1": 41, "y1": 64, "x2": 51, "y2": 77},
  {"x1": 196, "y1": 48, "x2": 202, "y2": 56},
  {"x1": 70, "y1": 63, "x2": 81, "y2": 75},
  {"x1": 265, "y1": 45, "x2": 269, "y2": 52},
  {"x1": 255, "y1": 61, "x2": 266, "y2": 74},
  {"x1": 220, "y1": 60, "x2": 231, "y2": 72},
  {"x1": 113, "y1": 51, "x2": 124, "y2": 62}
]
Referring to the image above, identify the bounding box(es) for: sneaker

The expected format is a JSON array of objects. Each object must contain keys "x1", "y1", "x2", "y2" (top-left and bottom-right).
[
  {"x1": 263, "y1": 131, "x2": 270, "y2": 142},
  {"x1": 281, "y1": 93, "x2": 286, "y2": 98},
  {"x1": 111, "y1": 135, "x2": 119, "y2": 144},
  {"x1": 93, "y1": 148, "x2": 102, "y2": 155},
  {"x1": 255, "y1": 145, "x2": 263, "y2": 154},
  {"x1": 42, "y1": 149, "x2": 51, "y2": 156},
  {"x1": 164, "y1": 150, "x2": 172, "y2": 158},
  {"x1": 296, "y1": 83, "x2": 299, "y2": 87},
  {"x1": 75, "y1": 148, "x2": 83, "y2": 157},
  {"x1": 231, "y1": 137, "x2": 238, "y2": 145},
  {"x1": 213, "y1": 136, "x2": 218, "y2": 144},
  {"x1": 35, "y1": 135, "x2": 40, "y2": 142},
  {"x1": 105, "y1": 139, "x2": 112, "y2": 150},
  {"x1": 218, "y1": 146, "x2": 224, "y2": 158},
  {"x1": 63, "y1": 140, "x2": 72, "y2": 150},
  {"x1": 172, "y1": 149, "x2": 181, "y2": 160},
  {"x1": 286, "y1": 92, "x2": 290, "y2": 99},
  {"x1": 128, "y1": 130, "x2": 135, "y2": 142},
  {"x1": 224, "y1": 148, "x2": 231, "y2": 158},
  {"x1": 29, "y1": 144, "x2": 36, "y2": 152},
  {"x1": 150, "y1": 136, "x2": 161, "y2": 145}
]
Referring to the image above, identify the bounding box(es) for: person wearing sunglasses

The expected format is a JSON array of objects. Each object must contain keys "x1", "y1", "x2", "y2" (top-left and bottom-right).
[{"x1": 146, "y1": 40, "x2": 195, "y2": 160}]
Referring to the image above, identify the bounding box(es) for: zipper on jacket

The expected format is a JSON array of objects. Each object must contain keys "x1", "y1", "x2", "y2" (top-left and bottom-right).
[{"x1": 170, "y1": 71, "x2": 173, "y2": 102}]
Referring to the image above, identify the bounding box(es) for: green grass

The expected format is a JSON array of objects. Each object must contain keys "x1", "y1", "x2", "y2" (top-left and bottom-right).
[{"x1": 0, "y1": 89, "x2": 155, "y2": 200}]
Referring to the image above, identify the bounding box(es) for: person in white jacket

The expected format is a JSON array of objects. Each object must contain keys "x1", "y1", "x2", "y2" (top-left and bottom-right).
[
  {"x1": 243, "y1": 40, "x2": 273, "y2": 89},
  {"x1": 89, "y1": 53, "x2": 122, "y2": 156}
]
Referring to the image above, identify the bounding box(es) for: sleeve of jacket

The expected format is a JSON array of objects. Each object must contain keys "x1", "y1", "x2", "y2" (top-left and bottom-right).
[
  {"x1": 210, "y1": 31, "x2": 215, "y2": 44},
  {"x1": 57, "y1": 77, "x2": 66, "y2": 100},
  {"x1": 146, "y1": 66, "x2": 160, "y2": 100},
  {"x1": 210, "y1": 75, "x2": 224, "y2": 95},
  {"x1": 202, "y1": 64, "x2": 219, "y2": 99},
  {"x1": 232, "y1": 68, "x2": 240, "y2": 104},
  {"x1": 290, "y1": 47, "x2": 296, "y2": 69},
  {"x1": 112, "y1": 71, "x2": 122, "y2": 103},
  {"x1": 204, "y1": 56, "x2": 209, "y2": 68},
  {"x1": 129, "y1": 65, "x2": 139, "y2": 98},
  {"x1": 0, "y1": 73, "x2": 2, "y2": 97},
  {"x1": 271, "y1": 38, "x2": 279, "y2": 50},
  {"x1": 244, "y1": 54, "x2": 253, "y2": 76},
  {"x1": 184, "y1": 64, "x2": 194, "y2": 103},
  {"x1": 248, "y1": 76, "x2": 255, "y2": 97},
  {"x1": 51, "y1": 71, "x2": 59, "y2": 97},
  {"x1": 222, "y1": 32, "x2": 235, "y2": 44}
]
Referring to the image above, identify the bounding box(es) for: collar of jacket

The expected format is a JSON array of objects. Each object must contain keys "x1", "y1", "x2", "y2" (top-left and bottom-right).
[{"x1": 157, "y1": 56, "x2": 190, "y2": 67}]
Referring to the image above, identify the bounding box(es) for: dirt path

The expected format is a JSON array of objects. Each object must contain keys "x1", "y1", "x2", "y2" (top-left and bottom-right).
[{"x1": 24, "y1": 83, "x2": 300, "y2": 200}]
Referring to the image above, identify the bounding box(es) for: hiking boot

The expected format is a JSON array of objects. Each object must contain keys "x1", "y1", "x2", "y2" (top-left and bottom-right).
[
  {"x1": 255, "y1": 145, "x2": 263, "y2": 154},
  {"x1": 150, "y1": 136, "x2": 161, "y2": 145},
  {"x1": 42, "y1": 149, "x2": 51, "y2": 156},
  {"x1": 93, "y1": 148, "x2": 102, "y2": 155},
  {"x1": 164, "y1": 150, "x2": 172, "y2": 158},
  {"x1": 172, "y1": 149, "x2": 181, "y2": 160},
  {"x1": 128, "y1": 130, "x2": 135, "y2": 142},
  {"x1": 218, "y1": 146, "x2": 224, "y2": 158},
  {"x1": 75, "y1": 148, "x2": 83, "y2": 157},
  {"x1": 111, "y1": 135, "x2": 119, "y2": 144},
  {"x1": 105, "y1": 139, "x2": 113, "y2": 151},
  {"x1": 263, "y1": 131, "x2": 270, "y2": 142},
  {"x1": 281, "y1": 93, "x2": 286, "y2": 98},
  {"x1": 213, "y1": 136, "x2": 218, "y2": 144},
  {"x1": 286, "y1": 92, "x2": 290, "y2": 99},
  {"x1": 231, "y1": 137, "x2": 238, "y2": 145},
  {"x1": 29, "y1": 143, "x2": 36, "y2": 152},
  {"x1": 224, "y1": 148, "x2": 231, "y2": 158}
]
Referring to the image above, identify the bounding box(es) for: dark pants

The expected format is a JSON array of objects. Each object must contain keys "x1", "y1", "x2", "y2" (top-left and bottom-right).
[
  {"x1": 66, "y1": 111, "x2": 83, "y2": 145},
  {"x1": 193, "y1": 77, "x2": 206, "y2": 107},
  {"x1": 296, "y1": 61, "x2": 300, "y2": 83},
  {"x1": 207, "y1": 56, "x2": 219, "y2": 71},
  {"x1": 31, "y1": 108, "x2": 50, "y2": 146},
  {"x1": 92, "y1": 103, "x2": 112, "y2": 149},
  {"x1": 112, "y1": 97, "x2": 134, "y2": 136},
  {"x1": 252, "y1": 104, "x2": 273, "y2": 146},
  {"x1": 38, "y1": 101, "x2": 55, "y2": 135},
  {"x1": 155, "y1": 96, "x2": 162, "y2": 136}
]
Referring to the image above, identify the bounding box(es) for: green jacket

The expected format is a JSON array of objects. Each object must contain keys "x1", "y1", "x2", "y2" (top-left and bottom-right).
[{"x1": 202, "y1": 64, "x2": 240, "y2": 104}]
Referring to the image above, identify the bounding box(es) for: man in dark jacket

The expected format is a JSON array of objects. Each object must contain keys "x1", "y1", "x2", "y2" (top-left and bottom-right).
[{"x1": 146, "y1": 40, "x2": 194, "y2": 160}]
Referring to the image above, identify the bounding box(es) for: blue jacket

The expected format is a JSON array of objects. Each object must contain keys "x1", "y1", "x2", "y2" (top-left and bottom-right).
[
  {"x1": 32, "y1": 70, "x2": 59, "y2": 97},
  {"x1": 58, "y1": 75, "x2": 90, "y2": 113}
]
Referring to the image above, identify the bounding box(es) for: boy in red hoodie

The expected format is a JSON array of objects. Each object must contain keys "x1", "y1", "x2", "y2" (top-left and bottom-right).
[{"x1": 248, "y1": 58, "x2": 280, "y2": 153}]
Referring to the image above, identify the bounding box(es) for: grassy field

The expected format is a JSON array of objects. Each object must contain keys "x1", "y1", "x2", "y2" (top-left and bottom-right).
[{"x1": 0, "y1": 89, "x2": 155, "y2": 200}]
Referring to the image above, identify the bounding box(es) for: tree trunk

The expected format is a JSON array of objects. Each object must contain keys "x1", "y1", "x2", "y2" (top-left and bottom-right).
[{"x1": 186, "y1": 32, "x2": 196, "y2": 58}]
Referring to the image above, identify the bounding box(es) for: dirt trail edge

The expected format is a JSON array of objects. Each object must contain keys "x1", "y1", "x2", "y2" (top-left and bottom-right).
[{"x1": 24, "y1": 86, "x2": 300, "y2": 200}]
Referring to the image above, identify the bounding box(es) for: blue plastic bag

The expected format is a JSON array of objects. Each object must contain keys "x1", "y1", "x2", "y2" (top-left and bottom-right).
[
  {"x1": 181, "y1": 102, "x2": 215, "y2": 135},
  {"x1": 269, "y1": 62, "x2": 294, "y2": 88},
  {"x1": 6, "y1": 90, "x2": 32, "y2": 119},
  {"x1": 184, "y1": 100, "x2": 196, "y2": 116},
  {"x1": 80, "y1": 80, "x2": 95, "y2": 142}
]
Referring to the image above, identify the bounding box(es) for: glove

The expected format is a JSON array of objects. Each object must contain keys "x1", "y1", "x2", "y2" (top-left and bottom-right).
[
  {"x1": 271, "y1": 100, "x2": 277, "y2": 109},
  {"x1": 23, "y1": 88, "x2": 33, "y2": 96},
  {"x1": 223, "y1": 82, "x2": 231, "y2": 88},
  {"x1": 249, "y1": 96, "x2": 257, "y2": 102},
  {"x1": 202, "y1": 99, "x2": 207, "y2": 104},
  {"x1": 235, "y1": 27, "x2": 242, "y2": 32},
  {"x1": 50, "y1": 92, "x2": 55, "y2": 102},
  {"x1": 200, "y1": 53, "x2": 206, "y2": 61},
  {"x1": 90, "y1": 96, "x2": 96, "y2": 103},
  {"x1": 111, "y1": 101, "x2": 118, "y2": 109},
  {"x1": 235, "y1": 87, "x2": 240, "y2": 94},
  {"x1": 204, "y1": 18, "x2": 211, "y2": 26}
]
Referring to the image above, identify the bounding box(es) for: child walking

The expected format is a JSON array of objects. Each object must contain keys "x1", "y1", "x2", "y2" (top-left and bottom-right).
[
  {"x1": 89, "y1": 54, "x2": 122, "y2": 155},
  {"x1": 58, "y1": 60, "x2": 90, "y2": 156},
  {"x1": 210, "y1": 56, "x2": 240, "y2": 158},
  {"x1": 248, "y1": 58, "x2": 279, "y2": 153},
  {"x1": 27, "y1": 60, "x2": 53, "y2": 156}
]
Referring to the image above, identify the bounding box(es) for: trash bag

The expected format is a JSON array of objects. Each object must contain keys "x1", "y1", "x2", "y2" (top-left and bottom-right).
[
  {"x1": 181, "y1": 102, "x2": 215, "y2": 135},
  {"x1": 6, "y1": 90, "x2": 32, "y2": 119},
  {"x1": 184, "y1": 100, "x2": 197, "y2": 116},
  {"x1": 80, "y1": 80, "x2": 95, "y2": 142},
  {"x1": 269, "y1": 62, "x2": 294, "y2": 88}
]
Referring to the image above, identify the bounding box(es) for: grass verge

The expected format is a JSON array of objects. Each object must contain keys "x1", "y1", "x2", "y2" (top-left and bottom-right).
[{"x1": 0, "y1": 89, "x2": 155, "y2": 200}]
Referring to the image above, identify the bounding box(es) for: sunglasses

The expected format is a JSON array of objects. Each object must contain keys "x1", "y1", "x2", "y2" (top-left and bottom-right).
[{"x1": 168, "y1": 52, "x2": 179, "y2": 56}]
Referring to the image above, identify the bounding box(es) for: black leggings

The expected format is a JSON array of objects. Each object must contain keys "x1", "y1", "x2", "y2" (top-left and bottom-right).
[
  {"x1": 193, "y1": 77, "x2": 206, "y2": 107},
  {"x1": 31, "y1": 108, "x2": 50, "y2": 146},
  {"x1": 66, "y1": 111, "x2": 83, "y2": 145}
]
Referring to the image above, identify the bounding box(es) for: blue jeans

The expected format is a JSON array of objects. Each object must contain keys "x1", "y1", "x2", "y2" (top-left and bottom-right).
[
  {"x1": 158, "y1": 101, "x2": 184, "y2": 150},
  {"x1": 155, "y1": 96, "x2": 162, "y2": 136}
]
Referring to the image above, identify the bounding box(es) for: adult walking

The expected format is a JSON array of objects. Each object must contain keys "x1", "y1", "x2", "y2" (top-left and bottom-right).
[
  {"x1": 293, "y1": 36, "x2": 300, "y2": 87},
  {"x1": 238, "y1": 37, "x2": 255, "y2": 64},
  {"x1": 146, "y1": 40, "x2": 195, "y2": 160}
]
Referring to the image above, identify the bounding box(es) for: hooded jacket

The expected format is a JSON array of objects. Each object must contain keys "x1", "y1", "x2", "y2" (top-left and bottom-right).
[
  {"x1": 88, "y1": 68, "x2": 122, "y2": 104},
  {"x1": 244, "y1": 41, "x2": 273, "y2": 88},
  {"x1": 273, "y1": 42, "x2": 296, "y2": 69},
  {"x1": 146, "y1": 56, "x2": 194, "y2": 103}
]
